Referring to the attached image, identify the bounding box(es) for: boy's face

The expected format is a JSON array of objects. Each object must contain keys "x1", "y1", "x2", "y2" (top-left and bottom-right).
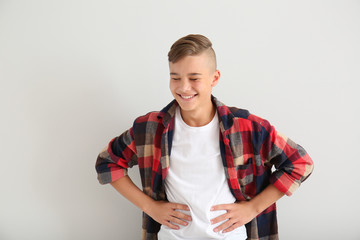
[{"x1": 169, "y1": 52, "x2": 220, "y2": 115}]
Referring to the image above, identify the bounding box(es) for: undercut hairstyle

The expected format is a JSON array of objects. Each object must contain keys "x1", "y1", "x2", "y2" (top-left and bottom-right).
[{"x1": 168, "y1": 34, "x2": 217, "y2": 70}]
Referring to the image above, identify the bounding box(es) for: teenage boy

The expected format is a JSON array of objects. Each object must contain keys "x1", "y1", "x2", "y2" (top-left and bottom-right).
[{"x1": 96, "y1": 34, "x2": 314, "y2": 240}]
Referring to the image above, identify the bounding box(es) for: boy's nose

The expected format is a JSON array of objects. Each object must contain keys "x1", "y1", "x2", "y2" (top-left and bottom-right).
[{"x1": 180, "y1": 79, "x2": 191, "y2": 91}]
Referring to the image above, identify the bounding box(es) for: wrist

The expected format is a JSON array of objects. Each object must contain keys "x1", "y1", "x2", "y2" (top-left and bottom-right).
[
  {"x1": 141, "y1": 197, "x2": 155, "y2": 215},
  {"x1": 245, "y1": 184, "x2": 285, "y2": 216},
  {"x1": 246, "y1": 199, "x2": 262, "y2": 216}
]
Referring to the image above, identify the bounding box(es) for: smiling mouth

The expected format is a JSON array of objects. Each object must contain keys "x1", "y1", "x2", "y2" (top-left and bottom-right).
[{"x1": 178, "y1": 94, "x2": 197, "y2": 100}]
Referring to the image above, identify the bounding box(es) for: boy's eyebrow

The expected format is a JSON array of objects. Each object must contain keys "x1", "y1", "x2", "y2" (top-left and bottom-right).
[{"x1": 170, "y1": 72, "x2": 202, "y2": 76}]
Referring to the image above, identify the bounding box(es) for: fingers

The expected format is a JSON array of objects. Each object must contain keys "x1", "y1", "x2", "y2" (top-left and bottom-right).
[
  {"x1": 172, "y1": 203, "x2": 190, "y2": 211},
  {"x1": 213, "y1": 219, "x2": 233, "y2": 233},
  {"x1": 214, "y1": 221, "x2": 242, "y2": 233},
  {"x1": 211, "y1": 203, "x2": 231, "y2": 211},
  {"x1": 158, "y1": 202, "x2": 192, "y2": 229},
  {"x1": 163, "y1": 220, "x2": 181, "y2": 230},
  {"x1": 169, "y1": 216, "x2": 189, "y2": 227},
  {"x1": 210, "y1": 203, "x2": 234, "y2": 211},
  {"x1": 168, "y1": 203, "x2": 192, "y2": 221},
  {"x1": 222, "y1": 223, "x2": 242, "y2": 233},
  {"x1": 210, "y1": 203, "x2": 244, "y2": 233},
  {"x1": 210, "y1": 204, "x2": 232, "y2": 224},
  {"x1": 171, "y1": 208, "x2": 192, "y2": 221},
  {"x1": 210, "y1": 212, "x2": 229, "y2": 225},
  {"x1": 211, "y1": 211, "x2": 232, "y2": 233}
]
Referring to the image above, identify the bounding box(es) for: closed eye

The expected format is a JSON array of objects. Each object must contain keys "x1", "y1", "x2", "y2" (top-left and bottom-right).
[
  {"x1": 172, "y1": 78, "x2": 181, "y2": 81},
  {"x1": 190, "y1": 78, "x2": 199, "y2": 81}
]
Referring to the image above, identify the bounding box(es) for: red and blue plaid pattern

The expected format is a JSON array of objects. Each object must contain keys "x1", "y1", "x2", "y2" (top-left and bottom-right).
[{"x1": 96, "y1": 96, "x2": 314, "y2": 240}]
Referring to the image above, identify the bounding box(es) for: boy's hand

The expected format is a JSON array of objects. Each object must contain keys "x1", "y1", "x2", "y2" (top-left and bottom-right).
[
  {"x1": 210, "y1": 184, "x2": 285, "y2": 233},
  {"x1": 147, "y1": 201, "x2": 192, "y2": 230},
  {"x1": 210, "y1": 201, "x2": 256, "y2": 233}
]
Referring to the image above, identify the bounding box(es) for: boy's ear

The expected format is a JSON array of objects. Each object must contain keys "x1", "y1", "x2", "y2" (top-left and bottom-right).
[{"x1": 211, "y1": 70, "x2": 221, "y2": 87}]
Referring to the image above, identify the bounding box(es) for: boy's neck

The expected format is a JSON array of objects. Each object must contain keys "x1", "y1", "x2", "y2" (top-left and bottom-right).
[{"x1": 179, "y1": 102, "x2": 216, "y2": 127}]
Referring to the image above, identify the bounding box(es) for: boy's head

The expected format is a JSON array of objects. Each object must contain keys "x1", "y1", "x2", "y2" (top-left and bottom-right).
[
  {"x1": 168, "y1": 34, "x2": 220, "y2": 125},
  {"x1": 168, "y1": 34, "x2": 217, "y2": 72}
]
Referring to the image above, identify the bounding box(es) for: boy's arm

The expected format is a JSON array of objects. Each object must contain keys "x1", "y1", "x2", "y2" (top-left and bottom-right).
[
  {"x1": 211, "y1": 117, "x2": 313, "y2": 233},
  {"x1": 96, "y1": 128, "x2": 192, "y2": 229},
  {"x1": 110, "y1": 175, "x2": 192, "y2": 229},
  {"x1": 210, "y1": 184, "x2": 284, "y2": 233}
]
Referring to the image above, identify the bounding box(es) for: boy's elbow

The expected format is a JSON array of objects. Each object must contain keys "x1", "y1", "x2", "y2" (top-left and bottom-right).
[{"x1": 298, "y1": 151, "x2": 314, "y2": 183}]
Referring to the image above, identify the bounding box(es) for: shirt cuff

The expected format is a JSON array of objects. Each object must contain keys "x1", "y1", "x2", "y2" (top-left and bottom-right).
[
  {"x1": 269, "y1": 171, "x2": 300, "y2": 196},
  {"x1": 97, "y1": 168, "x2": 128, "y2": 185}
]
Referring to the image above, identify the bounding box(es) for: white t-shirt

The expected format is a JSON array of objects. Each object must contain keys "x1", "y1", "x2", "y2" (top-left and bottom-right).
[{"x1": 158, "y1": 107, "x2": 247, "y2": 240}]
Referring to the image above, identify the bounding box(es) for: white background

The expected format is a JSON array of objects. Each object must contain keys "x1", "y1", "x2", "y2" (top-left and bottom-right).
[{"x1": 1, "y1": 1, "x2": 359, "y2": 239}]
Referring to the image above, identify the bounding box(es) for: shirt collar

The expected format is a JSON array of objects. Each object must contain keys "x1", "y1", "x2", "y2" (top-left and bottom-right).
[{"x1": 157, "y1": 95, "x2": 235, "y2": 130}]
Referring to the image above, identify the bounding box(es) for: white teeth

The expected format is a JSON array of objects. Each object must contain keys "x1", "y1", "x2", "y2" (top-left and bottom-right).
[{"x1": 181, "y1": 95, "x2": 194, "y2": 99}]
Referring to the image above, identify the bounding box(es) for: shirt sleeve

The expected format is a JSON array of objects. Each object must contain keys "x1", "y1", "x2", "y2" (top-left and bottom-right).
[
  {"x1": 95, "y1": 127, "x2": 138, "y2": 185},
  {"x1": 254, "y1": 117, "x2": 314, "y2": 196}
]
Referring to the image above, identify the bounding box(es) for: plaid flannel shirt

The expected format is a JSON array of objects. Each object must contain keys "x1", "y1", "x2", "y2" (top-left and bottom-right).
[{"x1": 96, "y1": 96, "x2": 313, "y2": 240}]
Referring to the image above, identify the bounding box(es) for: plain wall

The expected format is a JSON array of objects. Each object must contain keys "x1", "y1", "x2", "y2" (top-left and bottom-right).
[{"x1": 1, "y1": 0, "x2": 359, "y2": 239}]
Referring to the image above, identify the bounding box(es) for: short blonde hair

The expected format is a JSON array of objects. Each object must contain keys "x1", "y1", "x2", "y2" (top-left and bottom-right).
[{"x1": 168, "y1": 34, "x2": 217, "y2": 69}]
